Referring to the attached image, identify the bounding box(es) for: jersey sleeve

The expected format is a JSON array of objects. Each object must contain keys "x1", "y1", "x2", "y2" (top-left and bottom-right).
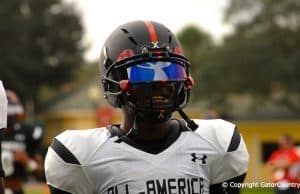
[
  {"x1": 0, "y1": 80, "x2": 7, "y2": 129},
  {"x1": 194, "y1": 119, "x2": 249, "y2": 184},
  {"x1": 44, "y1": 128, "x2": 110, "y2": 194}
]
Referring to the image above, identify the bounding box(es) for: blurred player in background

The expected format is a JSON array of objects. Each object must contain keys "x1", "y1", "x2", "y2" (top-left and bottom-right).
[
  {"x1": 0, "y1": 81, "x2": 8, "y2": 194},
  {"x1": 45, "y1": 20, "x2": 249, "y2": 194},
  {"x1": 268, "y1": 134, "x2": 300, "y2": 194},
  {"x1": 2, "y1": 90, "x2": 43, "y2": 194}
]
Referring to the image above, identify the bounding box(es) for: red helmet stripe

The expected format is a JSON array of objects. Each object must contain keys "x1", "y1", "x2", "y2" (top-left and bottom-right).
[{"x1": 145, "y1": 21, "x2": 158, "y2": 42}]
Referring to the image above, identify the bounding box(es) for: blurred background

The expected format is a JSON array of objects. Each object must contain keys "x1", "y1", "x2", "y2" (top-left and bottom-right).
[{"x1": 1, "y1": 0, "x2": 300, "y2": 193}]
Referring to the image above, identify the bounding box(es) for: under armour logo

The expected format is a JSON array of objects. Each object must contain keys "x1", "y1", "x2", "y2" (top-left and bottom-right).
[
  {"x1": 135, "y1": 62, "x2": 172, "y2": 81},
  {"x1": 191, "y1": 153, "x2": 207, "y2": 165},
  {"x1": 151, "y1": 41, "x2": 159, "y2": 48}
]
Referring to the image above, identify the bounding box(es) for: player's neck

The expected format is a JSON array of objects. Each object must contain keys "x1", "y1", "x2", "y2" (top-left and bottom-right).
[
  {"x1": 131, "y1": 120, "x2": 172, "y2": 140},
  {"x1": 120, "y1": 107, "x2": 172, "y2": 140},
  {"x1": 120, "y1": 106, "x2": 136, "y2": 133}
]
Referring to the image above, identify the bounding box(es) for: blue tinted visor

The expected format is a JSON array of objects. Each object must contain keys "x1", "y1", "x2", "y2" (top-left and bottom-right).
[{"x1": 127, "y1": 61, "x2": 187, "y2": 83}]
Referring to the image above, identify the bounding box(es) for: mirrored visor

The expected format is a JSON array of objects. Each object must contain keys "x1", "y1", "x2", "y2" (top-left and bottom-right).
[{"x1": 127, "y1": 61, "x2": 187, "y2": 83}]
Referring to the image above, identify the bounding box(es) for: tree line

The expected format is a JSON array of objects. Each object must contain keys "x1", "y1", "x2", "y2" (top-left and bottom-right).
[
  {"x1": 178, "y1": 0, "x2": 300, "y2": 118},
  {"x1": 1, "y1": 0, "x2": 299, "y2": 118}
]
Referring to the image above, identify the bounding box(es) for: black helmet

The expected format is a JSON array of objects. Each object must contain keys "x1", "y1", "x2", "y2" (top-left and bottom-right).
[
  {"x1": 99, "y1": 21, "x2": 197, "y2": 128},
  {"x1": 6, "y1": 90, "x2": 24, "y2": 125}
]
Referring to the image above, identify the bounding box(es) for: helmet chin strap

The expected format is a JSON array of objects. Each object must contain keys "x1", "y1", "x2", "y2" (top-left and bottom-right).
[
  {"x1": 134, "y1": 109, "x2": 198, "y2": 131},
  {"x1": 177, "y1": 109, "x2": 199, "y2": 131}
]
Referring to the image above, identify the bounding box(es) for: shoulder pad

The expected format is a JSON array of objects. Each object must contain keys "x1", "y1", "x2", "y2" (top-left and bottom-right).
[
  {"x1": 54, "y1": 127, "x2": 110, "y2": 164},
  {"x1": 193, "y1": 119, "x2": 238, "y2": 153}
]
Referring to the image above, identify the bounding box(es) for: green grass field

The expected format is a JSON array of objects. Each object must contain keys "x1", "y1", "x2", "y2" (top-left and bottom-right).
[
  {"x1": 25, "y1": 190, "x2": 44, "y2": 194},
  {"x1": 24, "y1": 183, "x2": 49, "y2": 194},
  {"x1": 242, "y1": 188, "x2": 273, "y2": 194}
]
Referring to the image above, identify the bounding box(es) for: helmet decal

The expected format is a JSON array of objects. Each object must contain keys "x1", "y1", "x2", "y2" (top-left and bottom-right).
[
  {"x1": 117, "y1": 49, "x2": 135, "y2": 62},
  {"x1": 173, "y1": 47, "x2": 183, "y2": 55},
  {"x1": 151, "y1": 41, "x2": 159, "y2": 48},
  {"x1": 144, "y1": 21, "x2": 158, "y2": 42}
]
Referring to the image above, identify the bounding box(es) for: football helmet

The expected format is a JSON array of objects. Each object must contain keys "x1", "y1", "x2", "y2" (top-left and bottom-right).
[
  {"x1": 6, "y1": 90, "x2": 24, "y2": 123},
  {"x1": 100, "y1": 21, "x2": 197, "y2": 128}
]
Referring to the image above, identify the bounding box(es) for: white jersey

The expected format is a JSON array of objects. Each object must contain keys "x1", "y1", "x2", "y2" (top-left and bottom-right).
[
  {"x1": 45, "y1": 119, "x2": 249, "y2": 194},
  {"x1": 0, "y1": 80, "x2": 7, "y2": 129}
]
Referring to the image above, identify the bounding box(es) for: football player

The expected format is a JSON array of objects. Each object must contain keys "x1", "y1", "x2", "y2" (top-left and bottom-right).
[
  {"x1": 2, "y1": 90, "x2": 43, "y2": 194},
  {"x1": 45, "y1": 21, "x2": 249, "y2": 194},
  {"x1": 268, "y1": 134, "x2": 300, "y2": 194},
  {"x1": 0, "y1": 80, "x2": 7, "y2": 194}
]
